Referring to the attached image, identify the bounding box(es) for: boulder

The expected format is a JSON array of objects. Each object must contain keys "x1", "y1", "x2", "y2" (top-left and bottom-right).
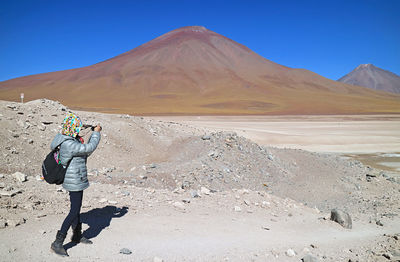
[
  {"x1": 12, "y1": 172, "x2": 27, "y2": 182},
  {"x1": 302, "y1": 254, "x2": 319, "y2": 262},
  {"x1": 330, "y1": 209, "x2": 352, "y2": 229}
]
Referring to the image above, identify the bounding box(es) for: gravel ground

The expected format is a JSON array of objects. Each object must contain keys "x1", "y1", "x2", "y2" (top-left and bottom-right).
[{"x1": 0, "y1": 99, "x2": 399, "y2": 261}]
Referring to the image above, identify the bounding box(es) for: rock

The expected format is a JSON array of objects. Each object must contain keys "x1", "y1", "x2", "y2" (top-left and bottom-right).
[
  {"x1": 149, "y1": 163, "x2": 157, "y2": 168},
  {"x1": 191, "y1": 190, "x2": 199, "y2": 198},
  {"x1": 0, "y1": 189, "x2": 22, "y2": 197},
  {"x1": 35, "y1": 175, "x2": 43, "y2": 181},
  {"x1": 376, "y1": 220, "x2": 384, "y2": 226},
  {"x1": 119, "y1": 248, "x2": 132, "y2": 255},
  {"x1": 302, "y1": 254, "x2": 319, "y2": 262},
  {"x1": 99, "y1": 198, "x2": 108, "y2": 203},
  {"x1": 201, "y1": 135, "x2": 211, "y2": 140},
  {"x1": 234, "y1": 206, "x2": 242, "y2": 212},
  {"x1": 237, "y1": 189, "x2": 249, "y2": 195},
  {"x1": 208, "y1": 151, "x2": 219, "y2": 158},
  {"x1": 330, "y1": 209, "x2": 352, "y2": 229},
  {"x1": 0, "y1": 219, "x2": 7, "y2": 229},
  {"x1": 200, "y1": 186, "x2": 211, "y2": 195},
  {"x1": 366, "y1": 174, "x2": 376, "y2": 182},
  {"x1": 38, "y1": 125, "x2": 46, "y2": 131},
  {"x1": 7, "y1": 218, "x2": 25, "y2": 227},
  {"x1": 173, "y1": 201, "x2": 185, "y2": 210},
  {"x1": 261, "y1": 226, "x2": 270, "y2": 230},
  {"x1": 0, "y1": 174, "x2": 4, "y2": 178},
  {"x1": 41, "y1": 120, "x2": 53, "y2": 125},
  {"x1": 286, "y1": 249, "x2": 296, "y2": 257},
  {"x1": 267, "y1": 154, "x2": 275, "y2": 161},
  {"x1": 391, "y1": 250, "x2": 400, "y2": 256},
  {"x1": 121, "y1": 191, "x2": 130, "y2": 196},
  {"x1": 12, "y1": 172, "x2": 27, "y2": 182},
  {"x1": 108, "y1": 200, "x2": 118, "y2": 204},
  {"x1": 0, "y1": 182, "x2": 4, "y2": 188},
  {"x1": 56, "y1": 187, "x2": 66, "y2": 193},
  {"x1": 182, "y1": 199, "x2": 191, "y2": 203}
]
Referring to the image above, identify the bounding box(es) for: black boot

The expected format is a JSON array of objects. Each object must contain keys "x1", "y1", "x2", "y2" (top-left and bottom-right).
[
  {"x1": 71, "y1": 223, "x2": 92, "y2": 244},
  {"x1": 51, "y1": 230, "x2": 68, "y2": 257}
]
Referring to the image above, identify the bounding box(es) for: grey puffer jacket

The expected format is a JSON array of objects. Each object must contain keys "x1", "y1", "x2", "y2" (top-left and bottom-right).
[{"x1": 50, "y1": 132, "x2": 101, "y2": 192}]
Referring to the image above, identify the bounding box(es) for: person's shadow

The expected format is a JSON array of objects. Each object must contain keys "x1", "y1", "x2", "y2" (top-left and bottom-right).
[{"x1": 64, "y1": 205, "x2": 128, "y2": 251}]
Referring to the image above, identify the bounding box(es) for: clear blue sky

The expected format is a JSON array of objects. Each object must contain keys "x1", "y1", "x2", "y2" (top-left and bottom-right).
[{"x1": 0, "y1": 0, "x2": 399, "y2": 82}]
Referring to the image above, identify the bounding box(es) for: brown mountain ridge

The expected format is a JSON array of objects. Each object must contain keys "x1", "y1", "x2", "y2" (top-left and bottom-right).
[{"x1": 1, "y1": 26, "x2": 400, "y2": 115}]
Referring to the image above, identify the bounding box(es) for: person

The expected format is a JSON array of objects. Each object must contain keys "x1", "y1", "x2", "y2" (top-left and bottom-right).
[{"x1": 49, "y1": 113, "x2": 101, "y2": 257}]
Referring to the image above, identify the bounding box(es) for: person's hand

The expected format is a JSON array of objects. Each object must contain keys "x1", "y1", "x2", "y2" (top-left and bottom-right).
[{"x1": 94, "y1": 124, "x2": 102, "y2": 132}]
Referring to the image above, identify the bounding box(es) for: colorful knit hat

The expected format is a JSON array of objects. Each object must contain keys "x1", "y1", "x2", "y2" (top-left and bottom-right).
[{"x1": 62, "y1": 113, "x2": 83, "y2": 138}]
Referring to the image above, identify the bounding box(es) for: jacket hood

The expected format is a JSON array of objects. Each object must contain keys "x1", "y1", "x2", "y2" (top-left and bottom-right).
[{"x1": 50, "y1": 133, "x2": 75, "y2": 150}]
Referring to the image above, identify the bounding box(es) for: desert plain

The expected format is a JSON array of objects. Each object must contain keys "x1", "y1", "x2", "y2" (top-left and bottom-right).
[
  {"x1": 0, "y1": 100, "x2": 399, "y2": 262},
  {"x1": 153, "y1": 115, "x2": 400, "y2": 173}
]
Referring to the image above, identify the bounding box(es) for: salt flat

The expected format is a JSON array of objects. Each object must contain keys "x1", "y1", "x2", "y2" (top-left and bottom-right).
[
  {"x1": 152, "y1": 115, "x2": 400, "y2": 172},
  {"x1": 151, "y1": 115, "x2": 400, "y2": 154}
]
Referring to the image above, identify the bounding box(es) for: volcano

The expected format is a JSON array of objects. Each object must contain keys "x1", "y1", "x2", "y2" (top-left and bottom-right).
[
  {"x1": 338, "y1": 64, "x2": 400, "y2": 94},
  {"x1": 1, "y1": 26, "x2": 399, "y2": 115}
]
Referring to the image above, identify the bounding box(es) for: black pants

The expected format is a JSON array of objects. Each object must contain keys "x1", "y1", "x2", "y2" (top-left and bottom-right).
[{"x1": 60, "y1": 191, "x2": 83, "y2": 234}]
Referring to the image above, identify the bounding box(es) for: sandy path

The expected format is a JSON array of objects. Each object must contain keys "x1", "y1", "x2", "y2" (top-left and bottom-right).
[{"x1": 1, "y1": 205, "x2": 397, "y2": 262}]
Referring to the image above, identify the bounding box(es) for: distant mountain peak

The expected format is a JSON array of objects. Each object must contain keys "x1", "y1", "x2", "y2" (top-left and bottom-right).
[
  {"x1": 355, "y1": 63, "x2": 374, "y2": 70},
  {"x1": 338, "y1": 64, "x2": 400, "y2": 94}
]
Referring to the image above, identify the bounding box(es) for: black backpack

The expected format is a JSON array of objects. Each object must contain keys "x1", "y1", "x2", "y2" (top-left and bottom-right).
[{"x1": 41, "y1": 141, "x2": 71, "y2": 185}]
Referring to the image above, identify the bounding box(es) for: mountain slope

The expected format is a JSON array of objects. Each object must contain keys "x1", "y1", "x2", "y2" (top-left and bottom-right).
[
  {"x1": 338, "y1": 64, "x2": 400, "y2": 94},
  {"x1": 0, "y1": 26, "x2": 400, "y2": 115}
]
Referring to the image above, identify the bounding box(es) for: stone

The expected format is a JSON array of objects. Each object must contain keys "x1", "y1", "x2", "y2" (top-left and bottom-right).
[
  {"x1": 121, "y1": 191, "x2": 130, "y2": 196},
  {"x1": 38, "y1": 125, "x2": 46, "y2": 131},
  {"x1": 302, "y1": 254, "x2": 319, "y2": 262},
  {"x1": 119, "y1": 248, "x2": 132, "y2": 255},
  {"x1": 12, "y1": 172, "x2": 27, "y2": 182},
  {"x1": 7, "y1": 218, "x2": 25, "y2": 227},
  {"x1": 149, "y1": 163, "x2": 157, "y2": 168},
  {"x1": 108, "y1": 200, "x2": 118, "y2": 204},
  {"x1": 237, "y1": 189, "x2": 249, "y2": 195},
  {"x1": 0, "y1": 174, "x2": 4, "y2": 178},
  {"x1": 0, "y1": 220, "x2": 6, "y2": 229},
  {"x1": 153, "y1": 257, "x2": 164, "y2": 262},
  {"x1": 173, "y1": 201, "x2": 185, "y2": 210},
  {"x1": 0, "y1": 189, "x2": 22, "y2": 197},
  {"x1": 391, "y1": 250, "x2": 400, "y2": 256},
  {"x1": 286, "y1": 249, "x2": 296, "y2": 257},
  {"x1": 208, "y1": 151, "x2": 219, "y2": 158},
  {"x1": 234, "y1": 206, "x2": 242, "y2": 212},
  {"x1": 99, "y1": 198, "x2": 108, "y2": 203},
  {"x1": 376, "y1": 220, "x2": 384, "y2": 226},
  {"x1": 191, "y1": 190, "x2": 199, "y2": 198},
  {"x1": 330, "y1": 209, "x2": 352, "y2": 229},
  {"x1": 182, "y1": 199, "x2": 191, "y2": 203},
  {"x1": 201, "y1": 135, "x2": 211, "y2": 140},
  {"x1": 200, "y1": 186, "x2": 211, "y2": 195}
]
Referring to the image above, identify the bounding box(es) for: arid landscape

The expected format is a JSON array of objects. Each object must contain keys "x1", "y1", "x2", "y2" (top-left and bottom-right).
[
  {"x1": 1, "y1": 26, "x2": 400, "y2": 115},
  {"x1": 0, "y1": 99, "x2": 399, "y2": 261},
  {"x1": 153, "y1": 115, "x2": 400, "y2": 173}
]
